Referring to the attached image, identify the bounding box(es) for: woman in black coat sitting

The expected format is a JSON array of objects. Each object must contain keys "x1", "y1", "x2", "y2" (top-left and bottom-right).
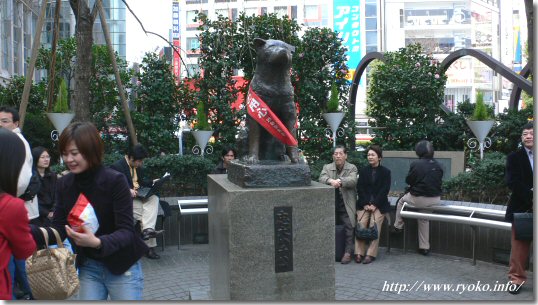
[{"x1": 354, "y1": 145, "x2": 391, "y2": 264}]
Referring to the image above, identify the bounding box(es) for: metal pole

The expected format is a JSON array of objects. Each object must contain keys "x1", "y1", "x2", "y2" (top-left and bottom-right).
[
  {"x1": 96, "y1": 0, "x2": 138, "y2": 145},
  {"x1": 19, "y1": 0, "x2": 48, "y2": 129}
]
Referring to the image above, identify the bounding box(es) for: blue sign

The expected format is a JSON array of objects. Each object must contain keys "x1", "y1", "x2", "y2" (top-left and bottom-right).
[
  {"x1": 333, "y1": 0, "x2": 361, "y2": 72},
  {"x1": 172, "y1": 2, "x2": 180, "y2": 40}
]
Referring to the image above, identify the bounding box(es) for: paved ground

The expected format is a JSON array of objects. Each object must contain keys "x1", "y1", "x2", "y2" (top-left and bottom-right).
[{"x1": 141, "y1": 244, "x2": 534, "y2": 301}]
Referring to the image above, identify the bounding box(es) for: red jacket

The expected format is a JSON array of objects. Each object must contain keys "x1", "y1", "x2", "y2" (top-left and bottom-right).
[{"x1": 0, "y1": 193, "x2": 36, "y2": 300}]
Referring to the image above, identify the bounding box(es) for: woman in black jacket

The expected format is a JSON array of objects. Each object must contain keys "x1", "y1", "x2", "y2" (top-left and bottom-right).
[
  {"x1": 392, "y1": 140, "x2": 443, "y2": 256},
  {"x1": 354, "y1": 145, "x2": 391, "y2": 264},
  {"x1": 31, "y1": 147, "x2": 57, "y2": 226},
  {"x1": 30, "y1": 122, "x2": 148, "y2": 300}
]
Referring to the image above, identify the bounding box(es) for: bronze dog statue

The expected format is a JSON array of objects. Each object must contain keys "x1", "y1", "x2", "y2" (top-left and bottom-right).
[{"x1": 245, "y1": 38, "x2": 299, "y2": 163}]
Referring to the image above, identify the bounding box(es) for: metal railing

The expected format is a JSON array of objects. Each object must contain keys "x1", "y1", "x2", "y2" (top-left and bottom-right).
[
  {"x1": 177, "y1": 197, "x2": 208, "y2": 249},
  {"x1": 400, "y1": 202, "x2": 510, "y2": 265}
]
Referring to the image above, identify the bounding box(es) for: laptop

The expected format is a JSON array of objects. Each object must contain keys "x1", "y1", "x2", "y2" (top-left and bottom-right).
[{"x1": 136, "y1": 173, "x2": 171, "y2": 200}]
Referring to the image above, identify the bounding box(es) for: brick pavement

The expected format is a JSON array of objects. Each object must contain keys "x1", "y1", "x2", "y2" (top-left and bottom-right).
[{"x1": 141, "y1": 244, "x2": 534, "y2": 301}]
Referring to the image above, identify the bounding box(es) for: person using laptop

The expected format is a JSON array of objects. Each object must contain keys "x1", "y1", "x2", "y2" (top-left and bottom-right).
[{"x1": 110, "y1": 144, "x2": 162, "y2": 259}]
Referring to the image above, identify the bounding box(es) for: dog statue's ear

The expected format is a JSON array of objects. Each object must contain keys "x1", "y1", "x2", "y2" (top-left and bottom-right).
[{"x1": 253, "y1": 38, "x2": 266, "y2": 49}]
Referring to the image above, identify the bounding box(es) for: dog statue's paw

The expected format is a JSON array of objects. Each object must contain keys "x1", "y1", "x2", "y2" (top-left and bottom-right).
[{"x1": 286, "y1": 146, "x2": 299, "y2": 164}]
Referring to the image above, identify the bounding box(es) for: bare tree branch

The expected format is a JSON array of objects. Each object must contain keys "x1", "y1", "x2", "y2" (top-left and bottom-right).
[{"x1": 121, "y1": 0, "x2": 191, "y2": 78}]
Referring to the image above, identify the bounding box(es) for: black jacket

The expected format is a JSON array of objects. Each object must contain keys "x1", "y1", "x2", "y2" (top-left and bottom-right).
[
  {"x1": 212, "y1": 161, "x2": 227, "y2": 174},
  {"x1": 110, "y1": 158, "x2": 153, "y2": 189},
  {"x1": 406, "y1": 158, "x2": 443, "y2": 197},
  {"x1": 356, "y1": 165, "x2": 391, "y2": 213},
  {"x1": 505, "y1": 148, "x2": 534, "y2": 222},
  {"x1": 37, "y1": 171, "x2": 57, "y2": 217},
  {"x1": 31, "y1": 166, "x2": 148, "y2": 275}
]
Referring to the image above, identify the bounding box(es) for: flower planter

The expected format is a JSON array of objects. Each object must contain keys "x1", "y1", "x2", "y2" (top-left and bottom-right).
[
  {"x1": 323, "y1": 112, "x2": 345, "y2": 148},
  {"x1": 46, "y1": 112, "x2": 75, "y2": 136},
  {"x1": 466, "y1": 120, "x2": 494, "y2": 143},
  {"x1": 466, "y1": 120, "x2": 494, "y2": 160},
  {"x1": 192, "y1": 130, "x2": 213, "y2": 156}
]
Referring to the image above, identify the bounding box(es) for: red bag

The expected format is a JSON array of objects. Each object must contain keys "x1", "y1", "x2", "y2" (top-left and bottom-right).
[{"x1": 67, "y1": 193, "x2": 99, "y2": 233}]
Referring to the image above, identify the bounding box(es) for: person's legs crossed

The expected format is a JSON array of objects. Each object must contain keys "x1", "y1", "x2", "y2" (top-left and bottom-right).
[
  {"x1": 412, "y1": 196, "x2": 440, "y2": 250},
  {"x1": 394, "y1": 193, "x2": 413, "y2": 229}
]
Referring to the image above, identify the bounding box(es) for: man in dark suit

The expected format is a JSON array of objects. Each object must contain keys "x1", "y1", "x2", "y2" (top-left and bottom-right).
[
  {"x1": 505, "y1": 122, "x2": 534, "y2": 294},
  {"x1": 110, "y1": 144, "x2": 162, "y2": 259}
]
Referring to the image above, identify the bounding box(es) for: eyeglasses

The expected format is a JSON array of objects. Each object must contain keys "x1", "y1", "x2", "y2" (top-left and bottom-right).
[{"x1": 0, "y1": 119, "x2": 13, "y2": 124}]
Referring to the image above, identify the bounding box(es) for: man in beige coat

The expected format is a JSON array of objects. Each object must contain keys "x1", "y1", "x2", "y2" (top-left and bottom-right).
[{"x1": 319, "y1": 145, "x2": 358, "y2": 264}]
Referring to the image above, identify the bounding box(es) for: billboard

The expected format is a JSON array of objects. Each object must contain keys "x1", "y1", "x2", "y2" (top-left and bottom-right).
[
  {"x1": 172, "y1": 0, "x2": 181, "y2": 78},
  {"x1": 333, "y1": 0, "x2": 361, "y2": 79}
]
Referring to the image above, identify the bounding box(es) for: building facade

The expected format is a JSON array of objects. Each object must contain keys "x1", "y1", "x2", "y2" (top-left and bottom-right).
[
  {"x1": 0, "y1": 0, "x2": 126, "y2": 84},
  {"x1": 0, "y1": 0, "x2": 41, "y2": 83},
  {"x1": 174, "y1": 0, "x2": 525, "y2": 119}
]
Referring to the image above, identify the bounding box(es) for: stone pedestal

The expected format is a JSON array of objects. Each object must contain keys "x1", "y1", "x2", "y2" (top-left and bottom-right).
[
  {"x1": 227, "y1": 160, "x2": 311, "y2": 188},
  {"x1": 208, "y1": 175, "x2": 335, "y2": 301}
]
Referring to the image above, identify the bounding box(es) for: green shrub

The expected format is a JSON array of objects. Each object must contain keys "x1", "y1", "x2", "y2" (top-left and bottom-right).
[
  {"x1": 471, "y1": 91, "x2": 490, "y2": 120},
  {"x1": 443, "y1": 152, "x2": 509, "y2": 204},
  {"x1": 195, "y1": 101, "x2": 211, "y2": 131},
  {"x1": 327, "y1": 81, "x2": 339, "y2": 112},
  {"x1": 53, "y1": 78, "x2": 69, "y2": 113},
  {"x1": 142, "y1": 154, "x2": 215, "y2": 196}
]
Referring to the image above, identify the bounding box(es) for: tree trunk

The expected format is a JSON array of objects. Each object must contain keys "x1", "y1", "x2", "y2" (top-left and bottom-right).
[
  {"x1": 524, "y1": 0, "x2": 533, "y2": 72},
  {"x1": 69, "y1": 0, "x2": 94, "y2": 122}
]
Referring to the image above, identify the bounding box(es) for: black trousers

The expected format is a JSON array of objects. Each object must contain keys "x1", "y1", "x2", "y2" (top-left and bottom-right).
[{"x1": 336, "y1": 210, "x2": 354, "y2": 254}]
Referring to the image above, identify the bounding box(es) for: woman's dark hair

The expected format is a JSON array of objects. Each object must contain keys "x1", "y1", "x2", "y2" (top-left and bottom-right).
[
  {"x1": 128, "y1": 143, "x2": 149, "y2": 161},
  {"x1": 366, "y1": 144, "x2": 383, "y2": 159},
  {"x1": 0, "y1": 128, "x2": 26, "y2": 196},
  {"x1": 415, "y1": 140, "x2": 434, "y2": 159},
  {"x1": 32, "y1": 146, "x2": 51, "y2": 172},
  {"x1": 59, "y1": 122, "x2": 104, "y2": 170},
  {"x1": 220, "y1": 146, "x2": 237, "y2": 159}
]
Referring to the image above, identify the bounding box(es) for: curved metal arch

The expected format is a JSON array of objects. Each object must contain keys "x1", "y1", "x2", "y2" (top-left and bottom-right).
[
  {"x1": 440, "y1": 48, "x2": 533, "y2": 100},
  {"x1": 347, "y1": 52, "x2": 385, "y2": 110},
  {"x1": 509, "y1": 62, "x2": 532, "y2": 110}
]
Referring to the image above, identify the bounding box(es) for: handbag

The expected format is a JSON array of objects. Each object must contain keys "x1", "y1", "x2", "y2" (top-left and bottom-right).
[
  {"x1": 513, "y1": 212, "x2": 533, "y2": 241},
  {"x1": 355, "y1": 212, "x2": 379, "y2": 241},
  {"x1": 26, "y1": 228, "x2": 79, "y2": 300}
]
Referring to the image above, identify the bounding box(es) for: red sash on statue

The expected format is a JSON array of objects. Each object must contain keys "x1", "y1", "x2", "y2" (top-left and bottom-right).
[{"x1": 247, "y1": 87, "x2": 298, "y2": 146}]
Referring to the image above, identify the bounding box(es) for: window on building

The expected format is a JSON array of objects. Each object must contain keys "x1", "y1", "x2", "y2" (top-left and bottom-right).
[
  {"x1": 444, "y1": 94, "x2": 455, "y2": 111},
  {"x1": 231, "y1": 8, "x2": 238, "y2": 21},
  {"x1": 187, "y1": 37, "x2": 200, "y2": 52},
  {"x1": 303, "y1": 5, "x2": 327, "y2": 26},
  {"x1": 400, "y1": 9, "x2": 404, "y2": 28},
  {"x1": 244, "y1": 7, "x2": 257, "y2": 16},
  {"x1": 186, "y1": 64, "x2": 200, "y2": 76},
  {"x1": 260, "y1": 7, "x2": 267, "y2": 15},
  {"x1": 290, "y1": 6, "x2": 297, "y2": 20},
  {"x1": 274, "y1": 6, "x2": 287, "y2": 18}
]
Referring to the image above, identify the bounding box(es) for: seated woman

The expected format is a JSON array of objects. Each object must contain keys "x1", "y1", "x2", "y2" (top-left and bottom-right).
[
  {"x1": 354, "y1": 145, "x2": 391, "y2": 264},
  {"x1": 31, "y1": 147, "x2": 57, "y2": 227}
]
